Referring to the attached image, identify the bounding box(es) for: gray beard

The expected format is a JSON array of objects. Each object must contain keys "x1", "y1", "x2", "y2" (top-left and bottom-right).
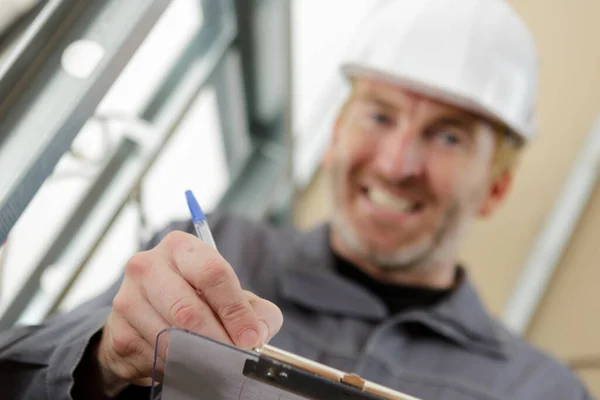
[
  {"x1": 329, "y1": 171, "x2": 476, "y2": 273},
  {"x1": 332, "y1": 201, "x2": 472, "y2": 272}
]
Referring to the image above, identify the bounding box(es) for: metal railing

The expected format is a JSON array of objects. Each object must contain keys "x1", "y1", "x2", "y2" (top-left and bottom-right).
[{"x1": 0, "y1": 0, "x2": 294, "y2": 327}]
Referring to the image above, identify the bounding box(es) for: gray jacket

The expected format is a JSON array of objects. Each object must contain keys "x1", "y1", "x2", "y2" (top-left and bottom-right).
[{"x1": 0, "y1": 214, "x2": 594, "y2": 399}]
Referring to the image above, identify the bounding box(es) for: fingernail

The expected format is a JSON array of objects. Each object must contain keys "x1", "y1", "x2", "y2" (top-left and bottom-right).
[
  {"x1": 239, "y1": 328, "x2": 259, "y2": 348},
  {"x1": 259, "y1": 320, "x2": 270, "y2": 345}
]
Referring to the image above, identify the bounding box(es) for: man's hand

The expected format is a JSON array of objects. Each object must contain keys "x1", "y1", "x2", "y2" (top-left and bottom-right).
[{"x1": 94, "y1": 231, "x2": 283, "y2": 397}]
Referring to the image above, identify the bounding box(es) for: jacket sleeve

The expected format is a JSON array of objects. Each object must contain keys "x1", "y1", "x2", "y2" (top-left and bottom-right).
[
  {"x1": 0, "y1": 283, "x2": 116, "y2": 400},
  {"x1": 0, "y1": 218, "x2": 196, "y2": 400}
]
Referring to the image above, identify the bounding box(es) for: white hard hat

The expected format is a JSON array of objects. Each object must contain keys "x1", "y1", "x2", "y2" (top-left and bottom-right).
[{"x1": 341, "y1": 0, "x2": 539, "y2": 143}]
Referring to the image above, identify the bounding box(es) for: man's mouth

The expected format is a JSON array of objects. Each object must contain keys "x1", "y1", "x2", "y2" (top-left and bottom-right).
[{"x1": 361, "y1": 186, "x2": 424, "y2": 214}]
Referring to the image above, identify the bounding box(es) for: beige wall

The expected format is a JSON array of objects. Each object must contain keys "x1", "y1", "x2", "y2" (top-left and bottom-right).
[
  {"x1": 294, "y1": 0, "x2": 600, "y2": 395},
  {"x1": 525, "y1": 181, "x2": 600, "y2": 393}
]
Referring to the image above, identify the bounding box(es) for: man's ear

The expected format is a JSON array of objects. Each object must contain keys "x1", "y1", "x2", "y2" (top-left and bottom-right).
[{"x1": 479, "y1": 170, "x2": 513, "y2": 217}]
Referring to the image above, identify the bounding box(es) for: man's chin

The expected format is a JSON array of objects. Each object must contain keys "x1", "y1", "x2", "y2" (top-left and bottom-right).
[
  {"x1": 333, "y1": 214, "x2": 435, "y2": 271},
  {"x1": 363, "y1": 240, "x2": 435, "y2": 271}
]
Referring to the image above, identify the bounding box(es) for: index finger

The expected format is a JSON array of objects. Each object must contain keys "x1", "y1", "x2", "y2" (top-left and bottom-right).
[{"x1": 161, "y1": 232, "x2": 264, "y2": 348}]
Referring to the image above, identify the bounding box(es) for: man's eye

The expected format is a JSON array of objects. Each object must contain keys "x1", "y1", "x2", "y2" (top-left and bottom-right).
[
  {"x1": 371, "y1": 112, "x2": 391, "y2": 125},
  {"x1": 440, "y1": 133, "x2": 460, "y2": 144},
  {"x1": 432, "y1": 130, "x2": 463, "y2": 146}
]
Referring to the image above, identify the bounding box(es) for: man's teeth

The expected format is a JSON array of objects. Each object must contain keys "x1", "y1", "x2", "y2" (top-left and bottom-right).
[{"x1": 368, "y1": 188, "x2": 415, "y2": 213}]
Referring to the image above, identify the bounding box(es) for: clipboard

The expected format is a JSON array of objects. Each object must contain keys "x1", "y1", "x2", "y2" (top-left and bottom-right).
[{"x1": 151, "y1": 328, "x2": 422, "y2": 400}]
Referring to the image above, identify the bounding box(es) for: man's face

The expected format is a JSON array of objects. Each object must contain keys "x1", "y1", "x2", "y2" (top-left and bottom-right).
[{"x1": 326, "y1": 78, "x2": 510, "y2": 271}]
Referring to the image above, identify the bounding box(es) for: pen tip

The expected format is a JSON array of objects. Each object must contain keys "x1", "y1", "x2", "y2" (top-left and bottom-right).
[{"x1": 185, "y1": 189, "x2": 206, "y2": 223}]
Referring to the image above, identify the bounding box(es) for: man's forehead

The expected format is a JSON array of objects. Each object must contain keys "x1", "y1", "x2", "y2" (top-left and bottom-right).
[{"x1": 351, "y1": 77, "x2": 479, "y2": 120}]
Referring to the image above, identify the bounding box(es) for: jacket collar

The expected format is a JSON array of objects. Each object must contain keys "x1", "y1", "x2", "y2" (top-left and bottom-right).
[{"x1": 276, "y1": 223, "x2": 508, "y2": 359}]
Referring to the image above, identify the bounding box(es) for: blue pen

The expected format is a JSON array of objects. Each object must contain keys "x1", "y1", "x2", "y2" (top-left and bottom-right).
[{"x1": 185, "y1": 189, "x2": 217, "y2": 249}]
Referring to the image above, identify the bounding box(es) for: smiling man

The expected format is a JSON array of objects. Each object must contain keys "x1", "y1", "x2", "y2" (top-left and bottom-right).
[
  {"x1": 0, "y1": 0, "x2": 595, "y2": 399},
  {"x1": 324, "y1": 69, "x2": 524, "y2": 288},
  {"x1": 326, "y1": 79, "x2": 507, "y2": 289}
]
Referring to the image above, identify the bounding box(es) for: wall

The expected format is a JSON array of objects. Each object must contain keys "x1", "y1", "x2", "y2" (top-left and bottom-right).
[
  {"x1": 293, "y1": 0, "x2": 600, "y2": 395},
  {"x1": 525, "y1": 181, "x2": 600, "y2": 395}
]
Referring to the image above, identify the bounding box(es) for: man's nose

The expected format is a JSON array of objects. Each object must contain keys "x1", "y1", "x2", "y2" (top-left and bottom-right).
[{"x1": 374, "y1": 129, "x2": 425, "y2": 180}]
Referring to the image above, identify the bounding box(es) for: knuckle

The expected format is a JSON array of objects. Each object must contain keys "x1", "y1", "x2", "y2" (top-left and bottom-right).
[
  {"x1": 112, "y1": 332, "x2": 142, "y2": 359},
  {"x1": 218, "y1": 300, "x2": 251, "y2": 324},
  {"x1": 199, "y1": 258, "x2": 230, "y2": 289},
  {"x1": 170, "y1": 297, "x2": 205, "y2": 330},
  {"x1": 163, "y1": 231, "x2": 193, "y2": 253},
  {"x1": 163, "y1": 231, "x2": 204, "y2": 266},
  {"x1": 125, "y1": 251, "x2": 153, "y2": 277},
  {"x1": 112, "y1": 292, "x2": 133, "y2": 315}
]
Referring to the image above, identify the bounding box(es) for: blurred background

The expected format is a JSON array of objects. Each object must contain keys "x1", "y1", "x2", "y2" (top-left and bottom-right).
[{"x1": 0, "y1": 0, "x2": 599, "y2": 395}]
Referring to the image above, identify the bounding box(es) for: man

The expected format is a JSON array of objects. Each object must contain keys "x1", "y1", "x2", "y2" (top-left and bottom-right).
[{"x1": 0, "y1": 0, "x2": 594, "y2": 399}]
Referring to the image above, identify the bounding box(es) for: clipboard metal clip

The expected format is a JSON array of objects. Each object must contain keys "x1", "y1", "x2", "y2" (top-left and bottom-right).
[
  {"x1": 342, "y1": 373, "x2": 366, "y2": 390},
  {"x1": 247, "y1": 344, "x2": 422, "y2": 400}
]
